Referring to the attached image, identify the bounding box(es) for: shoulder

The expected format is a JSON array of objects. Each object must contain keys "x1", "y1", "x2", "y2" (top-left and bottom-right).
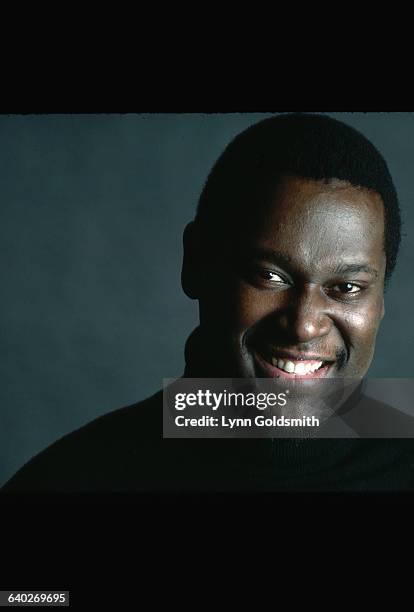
[
  {"x1": 1, "y1": 390, "x2": 164, "y2": 493},
  {"x1": 345, "y1": 394, "x2": 414, "y2": 437}
]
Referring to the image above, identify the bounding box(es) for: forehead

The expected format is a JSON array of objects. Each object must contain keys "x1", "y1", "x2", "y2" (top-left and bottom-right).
[{"x1": 243, "y1": 175, "x2": 386, "y2": 274}]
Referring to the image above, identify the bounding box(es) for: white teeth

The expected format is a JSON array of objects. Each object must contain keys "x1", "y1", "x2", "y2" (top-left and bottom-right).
[
  {"x1": 310, "y1": 361, "x2": 323, "y2": 372},
  {"x1": 294, "y1": 362, "x2": 306, "y2": 375},
  {"x1": 270, "y1": 356, "x2": 325, "y2": 375},
  {"x1": 284, "y1": 360, "x2": 295, "y2": 373}
]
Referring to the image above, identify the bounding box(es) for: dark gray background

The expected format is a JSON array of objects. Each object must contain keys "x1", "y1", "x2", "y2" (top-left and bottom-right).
[{"x1": 1, "y1": 113, "x2": 413, "y2": 486}]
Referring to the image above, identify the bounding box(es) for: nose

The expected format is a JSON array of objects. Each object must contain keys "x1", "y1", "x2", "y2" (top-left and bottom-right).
[{"x1": 276, "y1": 284, "x2": 333, "y2": 343}]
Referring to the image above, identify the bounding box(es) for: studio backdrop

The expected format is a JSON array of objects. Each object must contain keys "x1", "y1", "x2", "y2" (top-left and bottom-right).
[{"x1": 1, "y1": 112, "x2": 413, "y2": 486}]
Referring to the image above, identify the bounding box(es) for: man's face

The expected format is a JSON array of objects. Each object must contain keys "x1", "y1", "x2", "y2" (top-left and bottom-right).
[{"x1": 196, "y1": 175, "x2": 386, "y2": 380}]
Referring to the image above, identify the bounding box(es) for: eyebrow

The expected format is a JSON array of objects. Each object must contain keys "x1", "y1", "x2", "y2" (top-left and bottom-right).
[
  {"x1": 332, "y1": 263, "x2": 379, "y2": 278},
  {"x1": 247, "y1": 248, "x2": 294, "y2": 268},
  {"x1": 246, "y1": 248, "x2": 379, "y2": 278}
]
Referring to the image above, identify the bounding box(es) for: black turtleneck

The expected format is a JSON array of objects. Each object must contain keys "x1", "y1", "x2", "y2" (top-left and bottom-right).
[{"x1": 2, "y1": 329, "x2": 414, "y2": 493}]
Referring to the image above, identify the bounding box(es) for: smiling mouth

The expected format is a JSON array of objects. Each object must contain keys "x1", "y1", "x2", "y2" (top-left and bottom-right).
[{"x1": 253, "y1": 349, "x2": 335, "y2": 379}]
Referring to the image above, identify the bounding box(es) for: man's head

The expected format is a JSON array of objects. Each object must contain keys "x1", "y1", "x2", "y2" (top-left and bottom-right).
[{"x1": 182, "y1": 113, "x2": 401, "y2": 381}]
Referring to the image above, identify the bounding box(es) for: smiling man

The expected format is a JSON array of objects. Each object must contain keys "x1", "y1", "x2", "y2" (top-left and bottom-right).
[
  {"x1": 3, "y1": 113, "x2": 414, "y2": 493},
  {"x1": 184, "y1": 176, "x2": 386, "y2": 383},
  {"x1": 182, "y1": 115, "x2": 394, "y2": 385}
]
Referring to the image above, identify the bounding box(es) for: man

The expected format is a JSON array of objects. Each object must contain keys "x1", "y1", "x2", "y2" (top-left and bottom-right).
[{"x1": 3, "y1": 113, "x2": 414, "y2": 492}]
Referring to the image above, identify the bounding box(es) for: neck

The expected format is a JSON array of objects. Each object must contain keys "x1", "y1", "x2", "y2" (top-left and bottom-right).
[{"x1": 183, "y1": 326, "x2": 220, "y2": 378}]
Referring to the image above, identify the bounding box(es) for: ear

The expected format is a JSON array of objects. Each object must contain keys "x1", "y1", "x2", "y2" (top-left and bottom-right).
[{"x1": 181, "y1": 222, "x2": 202, "y2": 299}]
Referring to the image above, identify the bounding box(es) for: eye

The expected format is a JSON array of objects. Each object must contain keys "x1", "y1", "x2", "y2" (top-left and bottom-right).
[
  {"x1": 250, "y1": 268, "x2": 290, "y2": 289},
  {"x1": 260, "y1": 270, "x2": 286, "y2": 283},
  {"x1": 329, "y1": 282, "x2": 363, "y2": 295}
]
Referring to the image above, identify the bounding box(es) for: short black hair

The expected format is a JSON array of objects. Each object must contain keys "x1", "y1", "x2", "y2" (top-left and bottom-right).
[{"x1": 195, "y1": 113, "x2": 401, "y2": 283}]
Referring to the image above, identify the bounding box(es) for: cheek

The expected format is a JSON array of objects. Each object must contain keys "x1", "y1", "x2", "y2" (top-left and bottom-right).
[
  {"x1": 232, "y1": 285, "x2": 276, "y2": 330},
  {"x1": 344, "y1": 310, "x2": 373, "y2": 335},
  {"x1": 344, "y1": 298, "x2": 383, "y2": 340},
  {"x1": 343, "y1": 301, "x2": 383, "y2": 367},
  {"x1": 200, "y1": 283, "x2": 272, "y2": 333}
]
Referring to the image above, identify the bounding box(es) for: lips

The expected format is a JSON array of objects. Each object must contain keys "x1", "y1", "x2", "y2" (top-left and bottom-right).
[{"x1": 253, "y1": 349, "x2": 335, "y2": 379}]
